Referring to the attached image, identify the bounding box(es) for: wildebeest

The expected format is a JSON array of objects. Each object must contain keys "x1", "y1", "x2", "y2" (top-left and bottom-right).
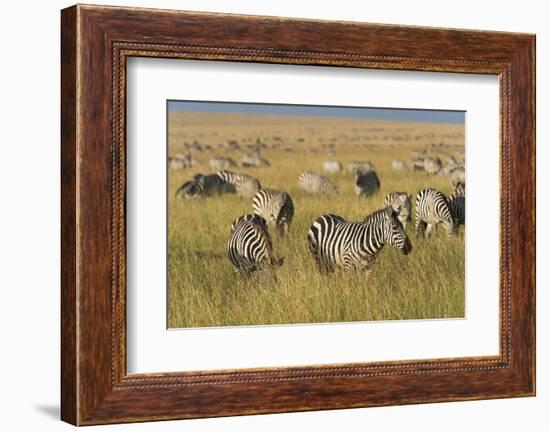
[{"x1": 354, "y1": 170, "x2": 380, "y2": 197}]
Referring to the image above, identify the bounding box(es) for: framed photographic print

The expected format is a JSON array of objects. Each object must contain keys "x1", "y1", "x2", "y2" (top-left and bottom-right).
[{"x1": 61, "y1": 4, "x2": 535, "y2": 425}]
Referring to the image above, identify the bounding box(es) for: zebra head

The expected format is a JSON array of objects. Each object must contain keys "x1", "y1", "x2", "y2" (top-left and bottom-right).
[{"x1": 382, "y1": 206, "x2": 412, "y2": 255}]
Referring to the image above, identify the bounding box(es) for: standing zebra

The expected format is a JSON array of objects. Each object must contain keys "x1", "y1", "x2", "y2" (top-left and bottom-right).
[
  {"x1": 307, "y1": 207, "x2": 412, "y2": 273},
  {"x1": 227, "y1": 214, "x2": 284, "y2": 277},
  {"x1": 323, "y1": 160, "x2": 343, "y2": 174},
  {"x1": 175, "y1": 173, "x2": 235, "y2": 199},
  {"x1": 414, "y1": 188, "x2": 455, "y2": 238},
  {"x1": 384, "y1": 192, "x2": 412, "y2": 229},
  {"x1": 447, "y1": 182, "x2": 465, "y2": 229},
  {"x1": 298, "y1": 171, "x2": 338, "y2": 194},
  {"x1": 217, "y1": 170, "x2": 261, "y2": 198},
  {"x1": 252, "y1": 189, "x2": 295, "y2": 236}
]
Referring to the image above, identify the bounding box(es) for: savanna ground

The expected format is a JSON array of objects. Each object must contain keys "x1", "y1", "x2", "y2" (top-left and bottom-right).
[{"x1": 168, "y1": 111, "x2": 465, "y2": 328}]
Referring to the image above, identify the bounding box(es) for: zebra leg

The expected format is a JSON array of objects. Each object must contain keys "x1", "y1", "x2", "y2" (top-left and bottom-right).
[
  {"x1": 414, "y1": 217, "x2": 425, "y2": 237},
  {"x1": 424, "y1": 223, "x2": 434, "y2": 239}
]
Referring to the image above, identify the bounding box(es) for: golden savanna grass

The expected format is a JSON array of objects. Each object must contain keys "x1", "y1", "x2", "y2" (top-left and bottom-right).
[{"x1": 168, "y1": 111, "x2": 465, "y2": 328}]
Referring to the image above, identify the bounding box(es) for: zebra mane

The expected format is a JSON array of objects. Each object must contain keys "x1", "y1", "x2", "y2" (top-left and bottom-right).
[
  {"x1": 231, "y1": 214, "x2": 268, "y2": 233},
  {"x1": 364, "y1": 206, "x2": 396, "y2": 223}
]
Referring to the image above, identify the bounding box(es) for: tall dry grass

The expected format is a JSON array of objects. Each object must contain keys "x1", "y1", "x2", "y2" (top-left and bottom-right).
[{"x1": 168, "y1": 112, "x2": 465, "y2": 328}]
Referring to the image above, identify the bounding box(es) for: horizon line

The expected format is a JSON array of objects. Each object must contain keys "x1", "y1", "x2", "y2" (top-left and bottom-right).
[{"x1": 167, "y1": 100, "x2": 465, "y2": 125}]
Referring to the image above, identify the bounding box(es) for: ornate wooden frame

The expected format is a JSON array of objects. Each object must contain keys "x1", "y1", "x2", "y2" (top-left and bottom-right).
[{"x1": 61, "y1": 4, "x2": 535, "y2": 425}]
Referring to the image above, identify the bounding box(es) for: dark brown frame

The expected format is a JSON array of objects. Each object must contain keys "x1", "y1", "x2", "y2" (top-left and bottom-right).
[{"x1": 61, "y1": 4, "x2": 535, "y2": 426}]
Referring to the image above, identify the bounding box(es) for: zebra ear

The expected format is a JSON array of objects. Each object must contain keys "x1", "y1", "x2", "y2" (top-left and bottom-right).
[{"x1": 384, "y1": 206, "x2": 394, "y2": 218}]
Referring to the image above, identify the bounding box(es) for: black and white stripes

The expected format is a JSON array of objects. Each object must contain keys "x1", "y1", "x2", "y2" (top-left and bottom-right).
[
  {"x1": 307, "y1": 207, "x2": 412, "y2": 273},
  {"x1": 447, "y1": 182, "x2": 465, "y2": 228},
  {"x1": 252, "y1": 189, "x2": 295, "y2": 236},
  {"x1": 227, "y1": 214, "x2": 284, "y2": 277},
  {"x1": 414, "y1": 188, "x2": 455, "y2": 238}
]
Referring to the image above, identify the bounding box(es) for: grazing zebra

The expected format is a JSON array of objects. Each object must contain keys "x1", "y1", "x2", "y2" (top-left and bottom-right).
[
  {"x1": 384, "y1": 192, "x2": 412, "y2": 229},
  {"x1": 241, "y1": 153, "x2": 270, "y2": 167},
  {"x1": 252, "y1": 189, "x2": 295, "y2": 236},
  {"x1": 175, "y1": 173, "x2": 235, "y2": 199},
  {"x1": 323, "y1": 160, "x2": 343, "y2": 174},
  {"x1": 412, "y1": 159, "x2": 425, "y2": 171},
  {"x1": 448, "y1": 182, "x2": 465, "y2": 228},
  {"x1": 423, "y1": 157, "x2": 442, "y2": 175},
  {"x1": 298, "y1": 171, "x2": 338, "y2": 194},
  {"x1": 227, "y1": 214, "x2": 284, "y2": 277},
  {"x1": 209, "y1": 157, "x2": 238, "y2": 171},
  {"x1": 347, "y1": 160, "x2": 374, "y2": 174},
  {"x1": 449, "y1": 166, "x2": 465, "y2": 186},
  {"x1": 391, "y1": 159, "x2": 406, "y2": 171},
  {"x1": 217, "y1": 171, "x2": 261, "y2": 198},
  {"x1": 453, "y1": 182, "x2": 465, "y2": 196},
  {"x1": 169, "y1": 153, "x2": 200, "y2": 170},
  {"x1": 307, "y1": 207, "x2": 412, "y2": 273},
  {"x1": 355, "y1": 169, "x2": 380, "y2": 197},
  {"x1": 414, "y1": 188, "x2": 455, "y2": 238}
]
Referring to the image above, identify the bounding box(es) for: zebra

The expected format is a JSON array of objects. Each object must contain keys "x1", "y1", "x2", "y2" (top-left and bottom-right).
[
  {"x1": 384, "y1": 192, "x2": 412, "y2": 229},
  {"x1": 391, "y1": 160, "x2": 406, "y2": 171},
  {"x1": 448, "y1": 182, "x2": 465, "y2": 228},
  {"x1": 169, "y1": 153, "x2": 200, "y2": 170},
  {"x1": 453, "y1": 182, "x2": 465, "y2": 196},
  {"x1": 449, "y1": 166, "x2": 465, "y2": 186},
  {"x1": 175, "y1": 173, "x2": 235, "y2": 199},
  {"x1": 217, "y1": 171, "x2": 261, "y2": 198},
  {"x1": 354, "y1": 169, "x2": 380, "y2": 197},
  {"x1": 252, "y1": 189, "x2": 295, "y2": 236},
  {"x1": 347, "y1": 160, "x2": 374, "y2": 174},
  {"x1": 227, "y1": 214, "x2": 284, "y2": 277},
  {"x1": 241, "y1": 153, "x2": 270, "y2": 167},
  {"x1": 414, "y1": 188, "x2": 455, "y2": 238},
  {"x1": 423, "y1": 157, "x2": 442, "y2": 175},
  {"x1": 323, "y1": 160, "x2": 343, "y2": 174},
  {"x1": 412, "y1": 159, "x2": 425, "y2": 171},
  {"x1": 209, "y1": 157, "x2": 238, "y2": 171},
  {"x1": 307, "y1": 206, "x2": 412, "y2": 273},
  {"x1": 298, "y1": 171, "x2": 338, "y2": 194}
]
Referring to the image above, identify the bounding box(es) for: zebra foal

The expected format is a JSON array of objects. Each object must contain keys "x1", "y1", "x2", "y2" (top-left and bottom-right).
[
  {"x1": 307, "y1": 207, "x2": 412, "y2": 273},
  {"x1": 252, "y1": 189, "x2": 294, "y2": 236}
]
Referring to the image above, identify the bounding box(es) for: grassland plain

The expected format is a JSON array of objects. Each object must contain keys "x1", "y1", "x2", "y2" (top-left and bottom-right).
[{"x1": 168, "y1": 111, "x2": 465, "y2": 328}]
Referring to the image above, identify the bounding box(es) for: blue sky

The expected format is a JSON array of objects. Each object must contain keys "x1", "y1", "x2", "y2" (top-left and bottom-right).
[{"x1": 168, "y1": 100, "x2": 464, "y2": 125}]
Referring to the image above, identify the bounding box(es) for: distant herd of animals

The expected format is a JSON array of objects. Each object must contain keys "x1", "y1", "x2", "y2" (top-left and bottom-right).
[{"x1": 172, "y1": 146, "x2": 465, "y2": 278}]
